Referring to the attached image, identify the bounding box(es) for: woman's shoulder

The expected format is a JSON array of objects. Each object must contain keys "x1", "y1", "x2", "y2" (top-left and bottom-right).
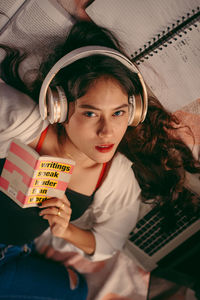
[
  {"x1": 0, "y1": 81, "x2": 37, "y2": 118},
  {"x1": 0, "y1": 81, "x2": 49, "y2": 158},
  {"x1": 93, "y1": 152, "x2": 141, "y2": 211},
  {"x1": 0, "y1": 79, "x2": 35, "y2": 103},
  {"x1": 109, "y1": 152, "x2": 133, "y2": 173},
  {"x1": 99, "y1": 152, "x2": 134, "y2": 189}
]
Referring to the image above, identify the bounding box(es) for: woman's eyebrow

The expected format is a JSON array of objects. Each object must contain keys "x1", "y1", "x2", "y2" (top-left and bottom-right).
[{"x1": 78, "y1": 104, "x2": 129, "y2": 110}]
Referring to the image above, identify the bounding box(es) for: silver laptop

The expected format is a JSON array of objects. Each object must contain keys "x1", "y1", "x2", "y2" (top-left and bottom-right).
[{"x1": 123, "y1": 172, "x2": 200, "y2": 271}]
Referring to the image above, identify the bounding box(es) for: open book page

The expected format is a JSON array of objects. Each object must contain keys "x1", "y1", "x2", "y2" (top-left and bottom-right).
[
  {"x1": 0, "y1": 0, "x2": 74, "y2": 49},
  {"x1": 138, "y1": 22, "x2": 200, "y2": 111},
  {"x1": 86, "y1": 0, "x2": 200, "y2": 57},
  {"x1": 0, "y1": 0, "x2": 74, "y2": 75},
  {"x1": 0, "y1": 0, "x2": 26, "y2": 31}
]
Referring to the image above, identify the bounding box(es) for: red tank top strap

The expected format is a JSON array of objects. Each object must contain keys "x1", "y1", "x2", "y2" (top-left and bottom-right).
[
  {"x1": 95, "y1": 162, "x2": 107, "y2": 190},
  {"x1": 35, "y1": 126, "x2": 49, "y2": 153}
]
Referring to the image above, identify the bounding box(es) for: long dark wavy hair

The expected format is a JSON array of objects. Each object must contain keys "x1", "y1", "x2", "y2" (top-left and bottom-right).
[{"x1": 1, "y1": 21, "x2": 200, "y2": 230}]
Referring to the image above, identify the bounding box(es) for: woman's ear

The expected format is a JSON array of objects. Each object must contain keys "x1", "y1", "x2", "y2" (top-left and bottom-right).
[{"x1": 65, "y1": 101, "x2": 76, "y2": 124}]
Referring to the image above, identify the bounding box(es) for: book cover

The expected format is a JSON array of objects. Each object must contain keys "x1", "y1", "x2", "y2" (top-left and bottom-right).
[{"x1": 0, "y1": 138, "x2": 75, "y2": 208}]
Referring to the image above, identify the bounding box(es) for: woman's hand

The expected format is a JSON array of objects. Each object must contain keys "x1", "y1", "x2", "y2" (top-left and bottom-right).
[
  {"x1": 38, "y1": 194, "x2": 95, "y2": 255},
  {"x1": 39, "y1": 195, "x2": 72, "y2": 239},
  {"x1": 74, "y1": 0, "x2": 94, "y2": 20},
  {"x1": 57, "y1": 0, "x2": 94, "y2": 21}
]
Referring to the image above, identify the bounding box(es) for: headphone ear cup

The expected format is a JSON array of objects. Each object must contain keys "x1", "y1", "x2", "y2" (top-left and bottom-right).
[
  {"x1": 128, "y1": 95, "x2": 135, "y2": 126},
  {"x1": 46, "y1": 86, "x2": 68, "y2": 124},
  {"x1": 56, "y1": 86, "x2": 68, "y2": 123},
  {"x1": 128, "y1": 94, "x2": 143, "y2": 127},
  {"x1": 46, "y1": 87, "x2": 57, "y2": 124}
]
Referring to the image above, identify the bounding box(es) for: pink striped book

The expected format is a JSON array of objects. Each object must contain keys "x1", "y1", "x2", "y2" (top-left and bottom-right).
[{"x1": 0, "y1": 139, "x2": 75, "y2": 208}]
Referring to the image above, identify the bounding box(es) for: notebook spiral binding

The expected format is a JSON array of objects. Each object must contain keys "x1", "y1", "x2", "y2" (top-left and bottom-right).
[{"x1": 132, "y1": 6, "x2": 200, "y2": 65}]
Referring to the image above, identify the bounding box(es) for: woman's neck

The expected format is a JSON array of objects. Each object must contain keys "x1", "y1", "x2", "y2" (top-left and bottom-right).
[
  {"x1": 59, "y1": 136, "x2": 99, "y2": 169},
  {"x1": 47, "y1": 125, "x2": 99, "y2": 169}
]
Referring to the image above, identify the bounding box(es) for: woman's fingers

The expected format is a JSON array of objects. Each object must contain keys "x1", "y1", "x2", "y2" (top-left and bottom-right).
[
  {"x1": 39, "y1": 195, "x2": 71, "y2": 219},
  {"x1": 42, "y1": 214, "x2": 70, "y2": 227},
  {"x1": 57, "y1": 0, "x2": 94, "y2": 21},
  {"x1": 40, "y1": 211, "x2": 71, "y2": 228},
  {"x1": 38, "y1": 195, "x2": 72, "y2": 238},
  {"x1": 39, "y1": 204, "x2": 72, "y2": 227},
  {"x1": 39, "y1": 206, "x2": 71, "y2": 219},
  {"x1": 40, "y1": 194, "x2": 71, "y2": 210},
  {"x1": 40, "y1": 211, "x2": 70, "y2": 238}
]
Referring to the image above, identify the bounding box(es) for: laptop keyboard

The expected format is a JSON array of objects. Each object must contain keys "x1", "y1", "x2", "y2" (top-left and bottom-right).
[{"x1": 129, "y1": 204, "x2": 200, "y2": 256}]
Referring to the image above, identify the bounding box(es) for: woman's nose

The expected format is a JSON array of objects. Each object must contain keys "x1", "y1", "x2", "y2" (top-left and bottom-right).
[{"x1": 97, "y1": 118, "x2": 113, "y2": 138}]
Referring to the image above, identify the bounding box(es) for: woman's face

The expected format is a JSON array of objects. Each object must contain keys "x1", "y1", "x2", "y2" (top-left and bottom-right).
[{"x1": 64, "y1": 77, "x2": 129, "y2": 164}]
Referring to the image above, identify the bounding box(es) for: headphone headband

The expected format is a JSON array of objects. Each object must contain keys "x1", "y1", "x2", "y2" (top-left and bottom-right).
[{"x1": 39, "y1": 45, "x2": 148, "y2": 124}]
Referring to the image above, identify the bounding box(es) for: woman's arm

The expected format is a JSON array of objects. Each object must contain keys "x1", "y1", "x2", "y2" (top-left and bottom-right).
[{"x1": 63, "y1": 223, "x2": 95, "y2": 255}]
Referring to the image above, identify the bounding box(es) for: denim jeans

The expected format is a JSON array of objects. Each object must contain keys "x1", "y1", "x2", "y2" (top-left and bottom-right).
[{"x1": 0, "y1": 243, "x2": 88, "y2": 300}]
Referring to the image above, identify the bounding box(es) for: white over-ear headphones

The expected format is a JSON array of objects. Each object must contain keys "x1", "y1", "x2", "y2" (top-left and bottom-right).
[{"x1": 39, "y1": 46, "x2": 148, "y2": 126}]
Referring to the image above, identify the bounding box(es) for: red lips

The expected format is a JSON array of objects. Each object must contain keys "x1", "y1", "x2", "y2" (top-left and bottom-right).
[{"x1": 95, "y1": 144, "x2": 114, "y2": 153}]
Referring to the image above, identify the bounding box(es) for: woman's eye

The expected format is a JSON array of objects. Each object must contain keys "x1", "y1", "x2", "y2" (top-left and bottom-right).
[
  {"x1": 113, "y1": 110, "x2": 125, "y2": 117},
  {"x1": 84, "y1": 111, "x2": 96, "y2": 118}
]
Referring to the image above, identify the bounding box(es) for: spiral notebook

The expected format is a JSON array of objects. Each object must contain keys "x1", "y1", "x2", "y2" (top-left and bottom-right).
[{"x1": 86, "y1": 0, "x2": 200, "y2": 112}]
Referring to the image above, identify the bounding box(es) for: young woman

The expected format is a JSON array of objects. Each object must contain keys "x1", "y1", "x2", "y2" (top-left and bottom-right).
[{"x1": 0, "y1": 20, "x2": 199, "y2": 299}]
